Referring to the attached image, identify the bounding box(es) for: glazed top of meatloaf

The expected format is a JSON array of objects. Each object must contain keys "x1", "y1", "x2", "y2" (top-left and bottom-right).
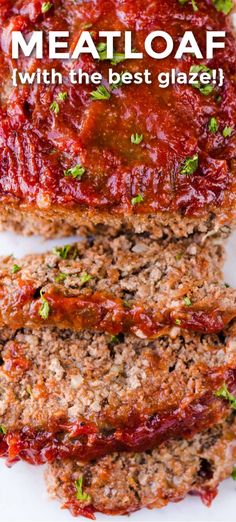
[
  {"x1": 0, "y1": 324, "x2": 235, "y2": 444},
  {"x1": 0, "y1": 230, "x2": 233, "y2": 337},
  {"x1": 0, "y1": 0, "x2": 235, "y2": 229},
  {"x1": 46, "y1": 414, "x2": 236, "y2": 519}
]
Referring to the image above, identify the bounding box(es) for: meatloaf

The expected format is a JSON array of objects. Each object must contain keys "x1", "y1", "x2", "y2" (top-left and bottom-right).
[
  {"x1": 0, "y1": 324, "x2": 236, "y2": 465},
  {"x1": 0, "y1": 229, "x2": 233, "y2": 337},
  {"x1": 0, "y1": 1, "x2": 235, "y2": 237},
  {"x1": 46, "y1": 414, "x2": 236, "y2": 519}
]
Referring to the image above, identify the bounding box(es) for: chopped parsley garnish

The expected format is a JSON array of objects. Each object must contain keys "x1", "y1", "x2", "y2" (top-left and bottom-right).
[
  {"x1": 180, "y1": 154, "x2": 199, "y2": 176},
  {"x1": 175, "y1": 252, "x2": 184, "y2": 261},
  {"x1": 11, "y1": 264, "x2": 21, "y2": 274},
  {"x1": 222, "y1": 126, "x2": 233, "y2": 138},
  {"x1": 81, "y1": 22, "x2": 93, "y2": 30},
  {"x1": 111, "y1": 52, "x2": 127, "y2": 65},
  {"x1": 175, "y1": 319, "x2": 182, "y2": 326},
  {"x1": 91, "y1": 85, "x2": 111, "y2": 101},
  {"x1": 75, "y1": 477, "x2": 91, "y2": 503},
  {"x1": 41, "y1": 2, "x2": 52, "y2": 13},
  {"x1": 190, "y1": 65, "x2": 214, "y2": 96},
  {"x1": 124, "y1": 300, "x2": 132, "y2": 308},
  {"x1": 50, "y1": 101, "x2": 60, "y2": 114},
  {"x1": 96, "y1": 42, "x2": 127, "y2": 65},
  {"x1": 131, "y1": 194, "x2": 144, "y2": 206},
  {"x1": 212, "y1": 0, "x2": 233, "y2": 15},
  {"x1": 215, "y1": 384, "x2": 236, "y2": 409},
  {"x1": 131, "y1": 133, "x2": 143, "y2": 145},
  {"x1": 232, "y1": 467, "x2": 236, "y2": 480},
  {"x1": 0, "y1": 424, "x2": 7, "y2": 435},
  {"x1": 64, "y1": 164, "x2": 85, "y2": 179},
  {"x1": 39, "y1": 290, "x2": 50, "y2": 320},
  {"x1": 179, "y1": 0, "x2": 198, "y2": 11},
  {"x1": 183, "y1": 296, "x2": 192, "y2": 306},
  {"x1": 110, "y1": 335, "x2": 119, "y2": 344},
  {"x1": 52, "y1": 245, "x2": 71, "y2": 259},
  {"x1": 96, "y1": 42, "x2": 108, "y2": 60},
  {"x1": 57, "y1": 91, "x2": 68, "y2": 102},
  {"x1": 208, "y1": 117, "x2": 218, "y2": 133},
  {"x1": 55, "y1": 272, "x2": 67, "y2": 283},
  {"x1": 80, "y1": 273, "x2": 92, "y2": 285}
]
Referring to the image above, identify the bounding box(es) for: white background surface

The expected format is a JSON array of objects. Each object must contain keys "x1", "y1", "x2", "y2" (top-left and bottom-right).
[{"x1": 0, "y1": 229, "x2": 235, "y2": 522}]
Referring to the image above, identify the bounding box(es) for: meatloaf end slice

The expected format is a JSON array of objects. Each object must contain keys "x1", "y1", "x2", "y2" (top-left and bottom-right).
[
  {"x1": 0, "y1": 325, "x2": 235, "y2": 464},
  {"x1": 45, "y1": 414, "x2": 236, "y2": 519}
]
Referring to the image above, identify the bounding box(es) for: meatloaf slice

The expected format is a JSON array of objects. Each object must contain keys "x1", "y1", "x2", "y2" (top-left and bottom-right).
[
  {"x1": 0, "y1": 324, "x2": 236, "y2": 465},
  {"x1": 0, "y1": 1, "x2": 235, "y2": 238},
  {"x1": 46, "y1": 414, "x2": 236, "y2": 519},
  {"x1": 0, "y1": 230, "x2": 232, "y2": 337}
]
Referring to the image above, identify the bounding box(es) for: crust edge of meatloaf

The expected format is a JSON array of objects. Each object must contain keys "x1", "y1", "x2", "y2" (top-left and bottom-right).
[
  {"x1": 0, "y1": 204, "x2": 233, "y2": 239},
  {"x1": 45, "y1": 414, "x2": 236, "y2": 518}
]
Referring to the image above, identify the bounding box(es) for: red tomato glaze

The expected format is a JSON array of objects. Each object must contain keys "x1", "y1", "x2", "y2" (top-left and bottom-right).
[{"x1": 0, "y1": 0, "x2": 235, "y2": 219}]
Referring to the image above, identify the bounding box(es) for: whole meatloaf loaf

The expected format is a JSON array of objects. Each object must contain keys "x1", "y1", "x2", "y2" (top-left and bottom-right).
[
  {"x1": 46, "y1": 414, "x2": 236, "y2": 519},
  {"x1": 0, "y1": 324, "x2": 236, "y2": 464},
  {"x1": 0, "y1": 229, "x2": 232, "y2": 337},
  {"x1": 0, "y1": 1, "x2": 235, "y2": 237}
]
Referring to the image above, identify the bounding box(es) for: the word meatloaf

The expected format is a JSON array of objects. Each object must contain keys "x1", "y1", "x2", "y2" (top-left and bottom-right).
[
  {"x1": 46, "y1": 414, "x2": 236, "y2": 519},
  {"x1": 0, "y1": 229, "x2": 233, "y2": 338},
  {"x1": 0, "y1": 1, "x2": 235, "y2": 238},
  {"x1": 0, "y1": 323, "x2": 236, "y2": 465}
]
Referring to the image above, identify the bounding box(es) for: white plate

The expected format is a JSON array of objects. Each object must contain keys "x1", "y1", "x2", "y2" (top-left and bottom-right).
[{"x1": 0, "y1": 229, "x2": 235, "y2": 522}]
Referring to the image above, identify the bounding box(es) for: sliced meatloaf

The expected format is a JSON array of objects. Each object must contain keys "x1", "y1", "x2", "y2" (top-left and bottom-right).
[
  {"x1": 0, "y1": 1, "x2": 235, "y2": 238},
  {"x1": 0, "y1": 230, "x2": 232, "y2": 337},
  {"x1": 46, "y1": 414, "x2": 236, "y2": 519},
  {"x1": 0, "y1": 324, "x2": 236, "y2": 464}
]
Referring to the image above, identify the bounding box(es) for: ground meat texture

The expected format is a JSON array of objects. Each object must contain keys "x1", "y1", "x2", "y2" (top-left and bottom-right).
[
  {"x1": 0, "y1": 325, "x2": 235, "y2": 464},
  {"x1": 46, "y1": 415, "x2": 236, "y2": 519},
  {"x1": 0, "y1": 1, "x2": 235, "y2": 238},
  {"x1": 0, "y1": 229, "x2": 232, "y2": 337}
]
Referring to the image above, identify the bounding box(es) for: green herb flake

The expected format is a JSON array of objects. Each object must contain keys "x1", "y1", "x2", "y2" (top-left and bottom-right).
[
  {"x1": 64, "y1": 164, "x2": 86, "y2": 179},
  {"x1": 212, "y1": 0, "x2": 233, "y2": 15},
  {"x1": 231, "y1": 467, "x2": 236, "y2": 480},
  {"x1": 222, "y1": 126, "x2": 233, "y2": 138},
  {"x1": 124, "y1": 300, "x2": 132, "y2": 309},
  {"x1": 110, "y1": 335, "x2": 119, "y2": 344},
  {"x1": 75, "y1": 477, "x2": 91, "y2": 503},
  {"x1": 0, "y1": 424, "x2": 7, "y2": 435},
  {"x1": 81, "y1": 22, "x2": 93, "y2": 30},
  {"x1": 111, "y1": 52, "x2": 127, "y2": 65},
  {"x1": 131, "y1": 194, "x2": 144, "y2": 206},
  {"x1": 175, "y1": 319, "x2": 182, "y2": 326},
  {"x1": 190, "y1": 65, "x2": 214, "y2": 96},
  {"x1": 39, "y1": 290, "x2": 50, "y2": 320},
  {"x1": 96, "y1": 42, "x2": 127, "y2": 65},
  {"x1": 50, "y1": 101, "x2": 60, "y2": 114},
  {"x1": 52, "y1": 245, "x2": 71, "y2": 260},
  {"x1": 131, "y1": 133, "x2": 143, "y2": 145},
  {"x1": 215, "y1": 384, "x2": 236, "y2": 409},
  {"x1": 57, "y1": 91, "x2": 68, "y2": 102},
  {"x1": 80, "y1": 273, "x2": 92, "y2": 285},
  {"x1": 41, "y1": 2, "x2": 52, "y2": 13},
  {"x1": 175, "y1": 252, "x2": 184, "y2": 261},
  {"x1": 179, "y1": 0, "x2": 198, "y2": 12},
  {"x1": 180, "y1": 154, "x2": 199, "y2": 176},
  {"x1": 55, "y1": 272, "x2": 67, "y2": 283},
  {"x1": 208, "y1": 117, "x2": 218, "y2": 134},
  {"x1": 90, "y1": 85, "x2": 111, "y2": 101},
  {"x1": 183, "y1": 296, "x2": 192, "y2": 307},
  {"x1": 96, "y1": 42, "x2": 108, "y2": 61},
  {"x1": 11, "y1": 264, "x2": 21, "y2": 274}
]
